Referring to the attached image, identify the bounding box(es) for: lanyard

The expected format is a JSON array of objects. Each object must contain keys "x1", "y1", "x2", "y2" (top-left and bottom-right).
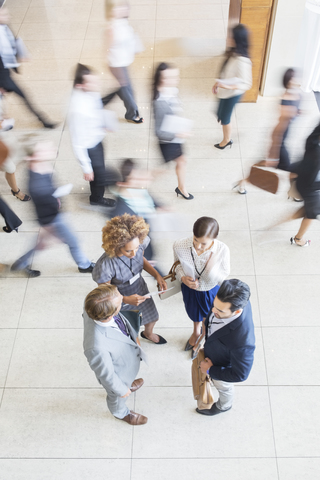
[
  {"x1": 190, "y1": 248, "x2": 212, "y2": 278},
  {"x1": 118, "y1": 256, "x2": 134, "y2": 275}
]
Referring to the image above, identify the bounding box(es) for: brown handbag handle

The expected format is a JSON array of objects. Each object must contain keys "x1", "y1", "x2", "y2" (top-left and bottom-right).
[{"x1": 157, "y1": 260, "x2": 180, "y2": 289}]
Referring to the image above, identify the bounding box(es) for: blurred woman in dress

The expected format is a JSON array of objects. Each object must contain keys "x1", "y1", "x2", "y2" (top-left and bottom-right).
[
  {"x1": 213, "y1": 24, "x2": 252, "y2": 149},
  {"x1": 153, "y1": 62, "x2": 193, "y2": 200}
]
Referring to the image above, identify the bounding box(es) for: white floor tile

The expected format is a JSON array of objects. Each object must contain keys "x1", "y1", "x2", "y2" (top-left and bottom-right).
[
  {"x1": 132, "y1": 458, "x2": 278, "y2": 480},
  {"x1": 0, "y1": 460, "x2": 131, "y2": 480},
  {"x1": 263, "y1": 327, "x2": 320, "y2": 385},
  {"x1": 270, "y1": 386, "x2": 320, "y2": 457},
  {"x1": 0, "y1": 388, "x2": 135, "y2": 458},
  {"x1": 133, "y1": 386, "x2": 275, "y2": 458}
]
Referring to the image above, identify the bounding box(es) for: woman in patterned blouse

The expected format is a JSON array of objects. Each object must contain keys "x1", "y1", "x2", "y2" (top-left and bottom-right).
[{"x1": 173, "y1": 217, "x2": 230, "y2": 357}]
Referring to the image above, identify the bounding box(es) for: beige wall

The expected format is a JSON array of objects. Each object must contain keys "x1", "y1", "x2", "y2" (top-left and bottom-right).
[{"x1": 262, "y1": 0, "x2": 306, "y2": 96}]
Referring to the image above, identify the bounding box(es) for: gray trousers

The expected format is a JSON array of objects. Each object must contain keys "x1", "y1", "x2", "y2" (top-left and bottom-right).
[
  {"x1": 212, "y1": 379, "x2": 234, "y2": 410},
  {"x1": 106, "y1": 392, "x2": 130, "y2": 419},
  {"x1": 109, "y1": 66, "x2": 139, "y2": 120},
  {"x1": 12, "y1": 213, "x2": 91, "y2": 270}
]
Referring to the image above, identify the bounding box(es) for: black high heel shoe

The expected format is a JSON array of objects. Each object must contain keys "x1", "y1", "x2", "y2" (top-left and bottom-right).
[
  {"x1": 11, "y1": 189, "x2": 31, "y2": 202},
  {"x1": 214, "y1": 140, "x2": 233, "y2": 150},
  {"x1": 175, "y1": 187, "x2": 194, "y2": 200}
]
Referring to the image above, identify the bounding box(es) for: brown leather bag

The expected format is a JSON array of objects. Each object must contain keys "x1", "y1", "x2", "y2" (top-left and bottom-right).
[
  {"x1": 192, "y1": 348, "x2": 214, "y2": 410},
  {"x1": 248, "y1": 164, "x2": 279, "y2": 194}
]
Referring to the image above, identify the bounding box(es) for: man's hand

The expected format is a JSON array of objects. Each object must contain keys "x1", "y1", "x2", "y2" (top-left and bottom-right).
[
  {"x1": 123, "y1": 294, "x2": 147, "y2": 306},
  {"x1": 84, "y1": 172, "x2": 94, "y2": 181},
  {"x1": 200, "y1": 357, "x2": 213, "y2": 374},
  {"x1": 120, "y1": 388, "x2": 132, "y2": 398}
]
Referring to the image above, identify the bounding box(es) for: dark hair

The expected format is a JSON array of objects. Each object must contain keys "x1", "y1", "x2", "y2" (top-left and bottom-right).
[
  {"x1": 220, "y1": 24, "x2": 250, "y2": 75},
  {"x1": 73, "y1": 63, "x2": 92, "y2": 87},
  {"x1": 193, "y1": 217, "x2": 219, "y2": 239},
  {"x1": 283, "y1": 68, "x2": 295, "y2": 89},
  {"x1": 216, "y1": 279, "x2": 251, "y2": 312},
  {"x1": 153, "y1": 62, "x2": 172, "y2": 100},
  {"x1": 120, "y1": 158, "x2": 135, "y2": 182},
  {"x1": 232, "y1": 24, "x2": 250, "y2": 58}
]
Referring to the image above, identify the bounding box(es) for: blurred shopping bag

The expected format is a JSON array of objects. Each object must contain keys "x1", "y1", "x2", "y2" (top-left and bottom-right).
[{"x1": 248, "y1": 164, "x2": 279, "y2": 194}]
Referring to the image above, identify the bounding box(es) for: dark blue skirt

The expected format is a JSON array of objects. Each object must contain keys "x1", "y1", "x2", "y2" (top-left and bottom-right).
[
  {"x1": 216, "y1": 94, "x2": 242, "y2": 125},
  {"x1": 181, "y1": 283, "x2": 220, "y2": 323}
]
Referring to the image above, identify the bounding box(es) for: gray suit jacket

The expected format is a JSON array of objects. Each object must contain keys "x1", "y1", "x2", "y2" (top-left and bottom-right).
[{"x1": 83, "y1": 311, "x2": 146, "y2": 397}]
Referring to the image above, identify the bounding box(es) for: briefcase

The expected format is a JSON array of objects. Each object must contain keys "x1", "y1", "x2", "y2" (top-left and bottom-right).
[{"x1": 248, "y1": 164, "x2": 279, "y2": 194}]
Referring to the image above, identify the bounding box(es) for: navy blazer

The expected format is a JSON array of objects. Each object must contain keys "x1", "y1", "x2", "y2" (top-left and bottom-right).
[{"x1": 203, "y1": 302, "x2": 255, "y2": 383}]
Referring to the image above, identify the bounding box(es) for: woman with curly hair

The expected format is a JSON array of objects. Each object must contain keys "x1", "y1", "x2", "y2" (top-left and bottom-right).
[{"x1": 92, "y1": 213, "x2": 168, "y2": 344}]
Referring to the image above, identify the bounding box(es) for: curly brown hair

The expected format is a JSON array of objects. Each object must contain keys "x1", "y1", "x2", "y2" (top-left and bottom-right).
[{"x1": 102, "y1": 213, "x2": 149, "y2": 257}]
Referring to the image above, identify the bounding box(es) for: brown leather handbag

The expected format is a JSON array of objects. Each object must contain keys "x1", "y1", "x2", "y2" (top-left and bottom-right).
[
  {"x1": 192, "y1": 348, "x2": 214, "y2": 410},
  {"x1": 248, "y1": 164, "x2": 279, "y2": 194}
]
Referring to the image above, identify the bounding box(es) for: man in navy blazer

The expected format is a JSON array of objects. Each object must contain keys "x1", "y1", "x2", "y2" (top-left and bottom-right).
[{"x1": 196, "y1": 279, "x2": 255, "y2": 416}]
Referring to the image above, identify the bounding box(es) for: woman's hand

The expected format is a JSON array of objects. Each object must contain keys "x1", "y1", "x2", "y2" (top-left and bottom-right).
[
  {"x1": 156, "y1": 274, "x2": 167, "y2": 291},
  {"x1": 212, "y1": 82, "x2": 221, "y2": 94},
  {"x1": 123, "y1": 294, "x2": 147, "y2": 306},
  {"x1": 182, "y1": 276, "x2": 199, "y2": 289}
]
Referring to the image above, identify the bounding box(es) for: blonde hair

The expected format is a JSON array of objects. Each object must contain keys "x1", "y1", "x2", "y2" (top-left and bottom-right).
[
  {"x1": 85, "y1": 284, "x2": 119, "y2": 320},
  {"x1": 102, "y1": 213, "x2": 149, "y2": 258}
]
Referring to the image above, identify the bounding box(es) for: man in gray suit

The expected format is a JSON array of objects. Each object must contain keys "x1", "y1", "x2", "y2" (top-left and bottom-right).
[{"x1": 83, "y1": 284, "x2": 148, "y2": 425}]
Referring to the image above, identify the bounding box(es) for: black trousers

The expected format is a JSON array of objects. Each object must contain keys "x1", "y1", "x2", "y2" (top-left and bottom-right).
[
  {"x1": 0, "y1": 196, "x2": 22, "y2": 231},
  {"x1": 0, "y1": 57, "x2": 43, "y2": 121},
  {"x1": 278, "y1": 126, "x2": 291, "y2": 171},
  {"x1": 87, "y1": 142, "x2": 120, "y2": 202}
]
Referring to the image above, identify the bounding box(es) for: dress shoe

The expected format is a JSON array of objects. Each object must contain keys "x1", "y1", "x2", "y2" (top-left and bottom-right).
[
  {"x1": 120, "y1": 410, "x2": 148, "y2": 425},
  {"x1": 175, "y1": 187, "x2": 194, "y2": 200},
  {"x1": 11, "y1": 263, "x2": 41, "y2": 278},
  {"x1": 196, "y1": 403, "x2": 232, "y2": 416},
  {"x1": 130, "y1": 378, "x2": 144, "y2": 392},
  {"x1": 214, "y1": 140, "x2": 233, "y2": 150},
  {"x1": 90, "y1": 198, "x2": 116, "y2": 207},
  {"x1": 78, "y1": 262, "x2": 95, "y2": 273},
  {"x1": 184, "y1": 339, "x2": 194, "y2": 351}
]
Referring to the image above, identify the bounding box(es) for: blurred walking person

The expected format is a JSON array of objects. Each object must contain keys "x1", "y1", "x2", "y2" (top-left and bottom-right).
[
  {"x1": 235, "y1": 69, "x2": 301, "y2": 194},
  {"x1": 274, "y1": 123, "x2": 320, "y2": 247},
  {"x1": 11, "y1": 142, "x2": 95, "y2": 277},
  {"x1": 153, "y1": 62, "x2": 193, "y2": 200},
  {"x1": 0, "y1": 6, "x2": 57, "y2": 129},
  {"x1": 102, "y1": 0, "x2": 143, "y2": 123},
  {"x1": 68, "y1": 63, "x2": 118, "y2": 208},
  {"x1": 213, "y1": 24, "x2": 252, "y2": 149}
]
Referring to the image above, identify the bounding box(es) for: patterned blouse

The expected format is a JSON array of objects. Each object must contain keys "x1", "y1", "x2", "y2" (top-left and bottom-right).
[{"x1": 173, "y1": 237, "x2": 230, "y2": 292}]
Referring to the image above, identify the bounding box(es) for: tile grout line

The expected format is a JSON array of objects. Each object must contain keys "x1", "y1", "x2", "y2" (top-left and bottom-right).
[{"x1": 236, "y1": 103, "x2": 281, "y2": 479}]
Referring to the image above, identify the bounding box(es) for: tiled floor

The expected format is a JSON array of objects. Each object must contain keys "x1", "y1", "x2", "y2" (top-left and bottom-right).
[{"x1": 1, "y1": 1, "x2": 320, "y2": 479}]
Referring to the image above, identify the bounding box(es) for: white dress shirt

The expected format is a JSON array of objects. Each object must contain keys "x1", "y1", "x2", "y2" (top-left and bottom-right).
[
  {"x1": 68, "y1": 89, "x2": 107, "y2": 174},
  {"x1": 207, "y1": 310, "x2": 242, "y2": 337}
]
